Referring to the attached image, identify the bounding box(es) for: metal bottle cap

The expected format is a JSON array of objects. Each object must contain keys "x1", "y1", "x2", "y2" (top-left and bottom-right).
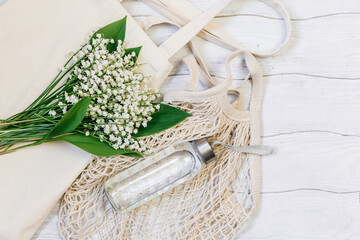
[{"x1": 193, "y1": 138, "x2": 216, "y2": 164}]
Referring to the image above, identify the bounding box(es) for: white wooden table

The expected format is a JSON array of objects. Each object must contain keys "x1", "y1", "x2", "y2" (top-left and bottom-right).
[{"x1": 32, "y1": 0, "x2": 360, "y2": 239}]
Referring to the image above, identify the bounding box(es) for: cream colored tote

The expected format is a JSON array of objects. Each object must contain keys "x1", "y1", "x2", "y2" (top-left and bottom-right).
[{"x1": 0, "y1": 0, "x2": 231, "y2": 239}]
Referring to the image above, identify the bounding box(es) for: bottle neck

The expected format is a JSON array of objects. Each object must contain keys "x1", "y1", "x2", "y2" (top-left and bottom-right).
[{"x1": 191, "y1": 138, "x2": 216, "y2": 164}]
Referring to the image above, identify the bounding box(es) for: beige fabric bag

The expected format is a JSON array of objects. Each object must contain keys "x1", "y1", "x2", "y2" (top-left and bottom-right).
[
  {"x1": 57, "y1": 1, "x2": 291, "y2": 238},
  {"x1": 0, "y1": 0, "x2": 230, "y2": 239}
]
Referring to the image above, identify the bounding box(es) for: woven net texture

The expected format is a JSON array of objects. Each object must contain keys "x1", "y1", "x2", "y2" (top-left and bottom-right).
[{"x1": 58, "y1": 95, "x2": 258, "y2": 240}]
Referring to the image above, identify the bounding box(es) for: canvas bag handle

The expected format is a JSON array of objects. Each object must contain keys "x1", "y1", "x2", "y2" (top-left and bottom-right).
[
  {"x1": 137, "y1": 16, "x2": 216, "y2": 91},
  {"x1": 138, "y1": 0, "x2": 291, "y2": 58},
  {"x1": 118, "y1": 0, "x2": 232, "y2": 60}
]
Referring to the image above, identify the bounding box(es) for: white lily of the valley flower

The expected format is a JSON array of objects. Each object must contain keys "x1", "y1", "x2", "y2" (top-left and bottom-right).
[{"x1": 55, "y1": 35, "x2": 160, "y2": 153}]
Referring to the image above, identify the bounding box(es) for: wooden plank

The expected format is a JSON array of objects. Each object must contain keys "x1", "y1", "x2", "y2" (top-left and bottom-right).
[
  {"x1": 262, "y1": 132, "x2": 360, "y2": 192},
  {"x1": 124, "y1": 0, "x2": 360, "y2": 79},
  {"x1": 181, "y1": 14, "x2": 360, "y2": 79},
  {"x1": 122, "y1": 0, "x2": 360, "y2": 19},
  {"x1": 163, "y1": 73, "x2": 360, "y2": 136},
  {"x1": 261, "y1": 75, "x2": 360, "y2": 136},
  {"x1": 240, "y1": 191, "x2": 360, "y2": 240}
]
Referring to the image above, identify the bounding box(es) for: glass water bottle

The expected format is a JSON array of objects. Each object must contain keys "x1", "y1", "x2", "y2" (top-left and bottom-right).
[{"x1": 105, "y1": 138, "x2": 216, "y2": 213}]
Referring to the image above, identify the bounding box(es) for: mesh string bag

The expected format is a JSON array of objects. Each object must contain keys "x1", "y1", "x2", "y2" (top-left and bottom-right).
[{"x1": 58, "y1": 50, "x2": 264, "y2": 239}]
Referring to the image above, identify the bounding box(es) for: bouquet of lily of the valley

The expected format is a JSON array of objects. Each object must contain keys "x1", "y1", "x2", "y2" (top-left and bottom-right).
[{"x1": 0, "y1": 17, "x2": 189, "y2": 158}]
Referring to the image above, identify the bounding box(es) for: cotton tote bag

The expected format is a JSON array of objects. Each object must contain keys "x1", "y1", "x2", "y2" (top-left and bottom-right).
[{"x1": 0, "y1": 0, "x2": 230, "y2": 239}]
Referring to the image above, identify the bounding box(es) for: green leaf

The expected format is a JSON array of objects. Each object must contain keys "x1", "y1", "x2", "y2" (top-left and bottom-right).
[
  {"x1": 124, "y1": 46, "x2": 142, "y2": 62},
  {"x1": 133, "y1": 104, "x2": 190, "y2": 137},
  {"x1": 49, "y1": 133, "x2": 143, "y2": 157},
  {"x1": 122, "y1": 152, "x2": 144, "y2": 158},
  {"x1": 46, "y1": 98, "x2": 91, "y2": 139},
  {"x1": 93, "y1": 16, "x2": 127, "y2": 53}
]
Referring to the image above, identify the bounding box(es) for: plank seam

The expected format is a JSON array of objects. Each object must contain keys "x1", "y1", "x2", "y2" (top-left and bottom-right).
[
  {"x1": 215, "y1": 12, "x2": 360, "y2": 21},
  {"x1": 261, "y1": 188, "x2": 360, "y2": 194},
  {"x1": 130, "y1": 12, "x2": 360, "y2": 22},
  {"x1": 262, "y1": 130, "x2": 360, "y2": 138}
]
